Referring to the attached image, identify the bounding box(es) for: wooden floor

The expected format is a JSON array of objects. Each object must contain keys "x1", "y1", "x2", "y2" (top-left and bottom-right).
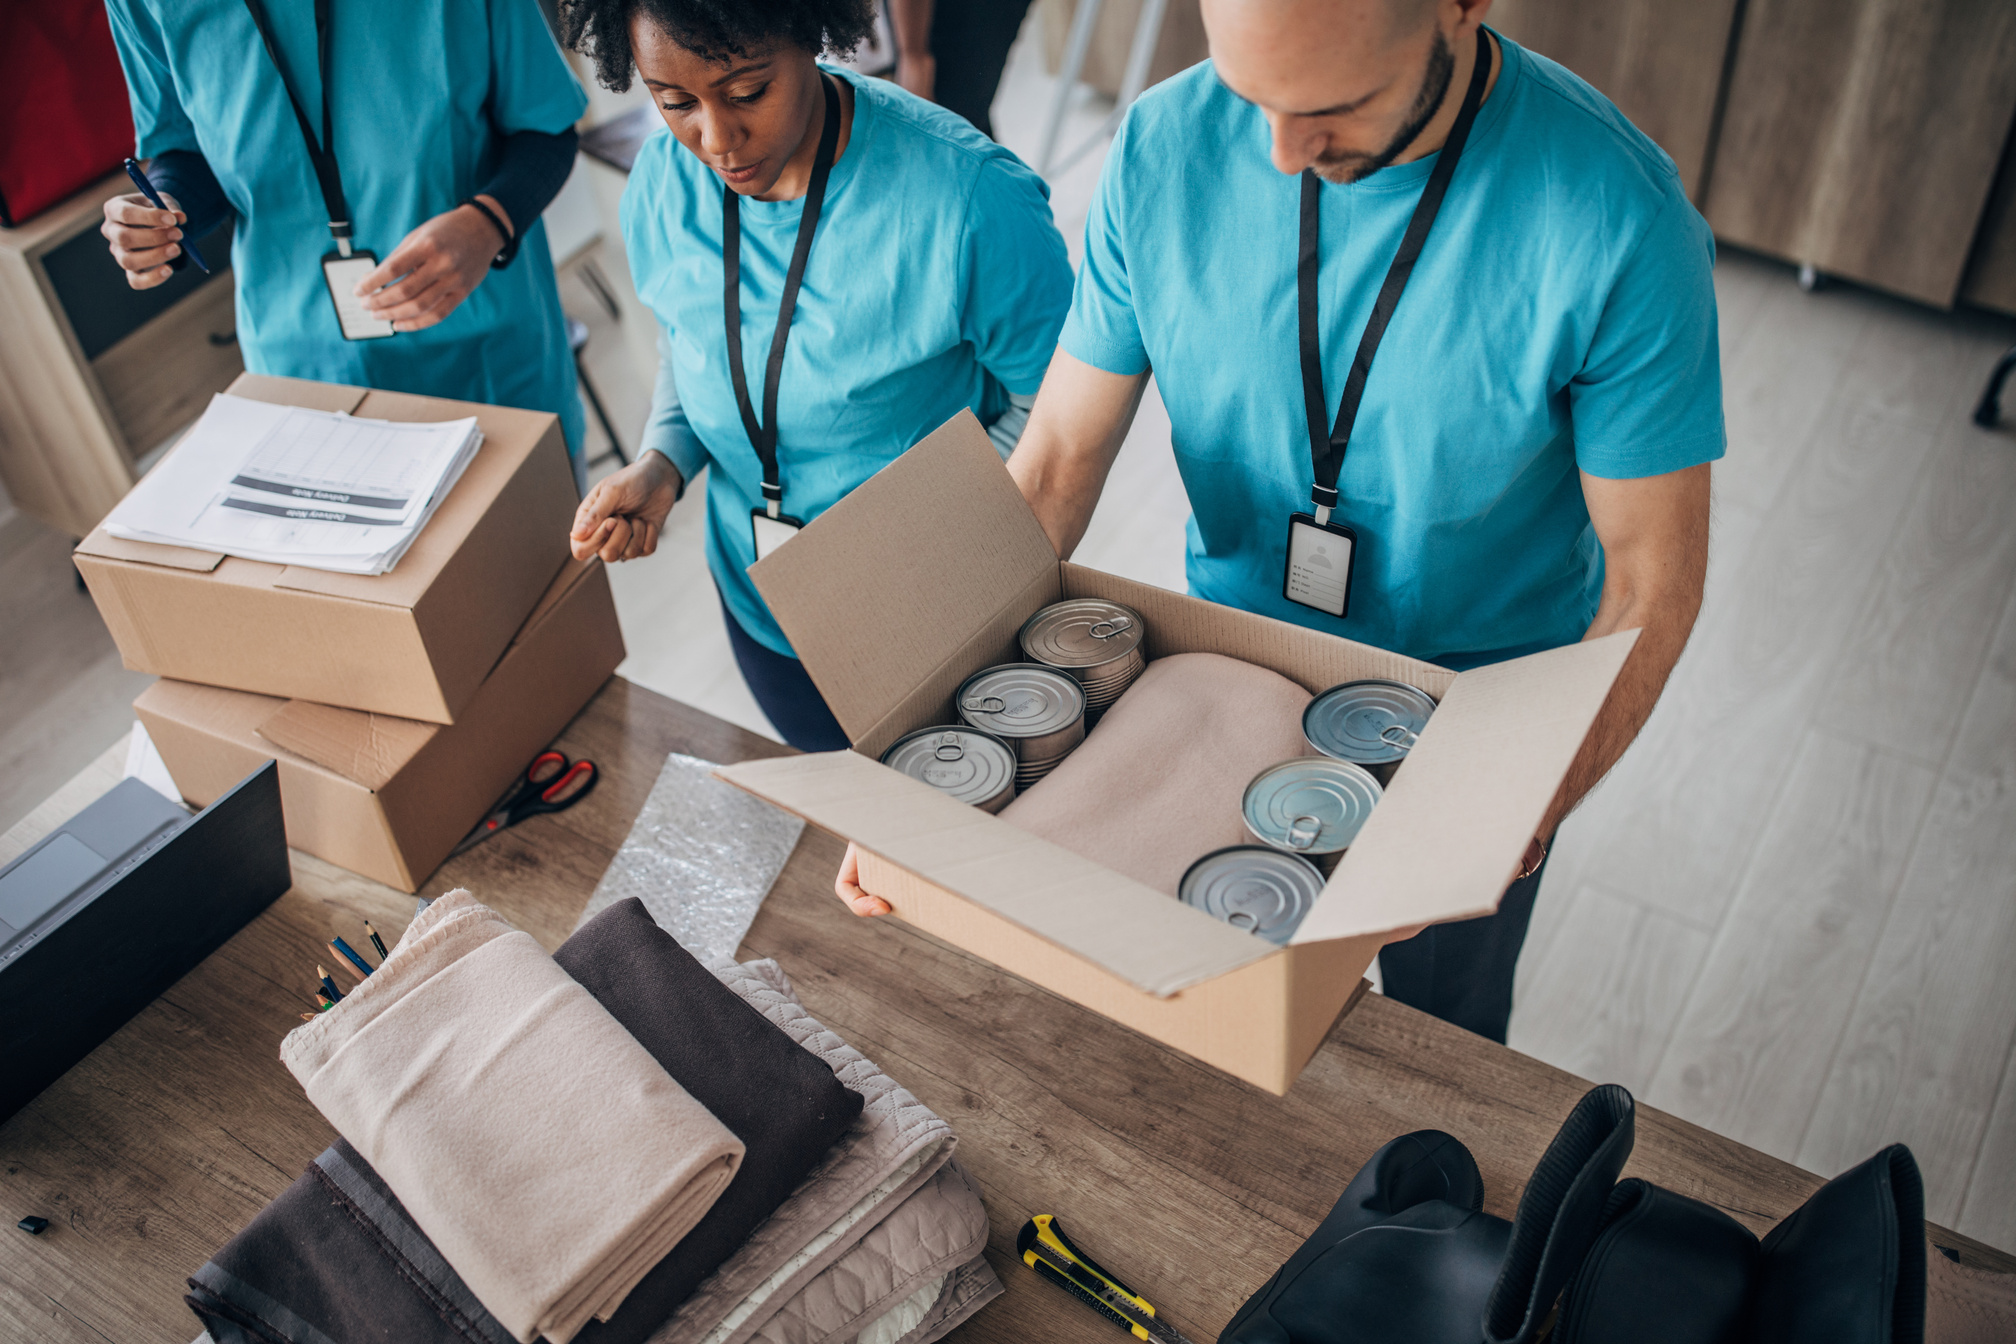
[{"x1": 5, "y1": 19, "x2": 2014, "y2": 1262}]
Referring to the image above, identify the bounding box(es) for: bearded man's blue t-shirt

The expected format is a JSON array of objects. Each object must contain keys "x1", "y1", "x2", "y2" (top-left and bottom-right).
[{"x1": 1062, "y1": 34, "x2": 1725, "y2": 668}]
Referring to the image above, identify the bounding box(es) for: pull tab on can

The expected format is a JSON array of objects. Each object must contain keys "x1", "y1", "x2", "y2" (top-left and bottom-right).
[{"x1": 934, "y1": 733, "x2": 965, "y2": 762}]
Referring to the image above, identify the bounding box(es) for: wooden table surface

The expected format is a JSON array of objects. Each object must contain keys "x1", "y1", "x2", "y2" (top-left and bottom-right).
[{"x1": 2, "y1": 678, "x2": 2006, "y2": 1344}]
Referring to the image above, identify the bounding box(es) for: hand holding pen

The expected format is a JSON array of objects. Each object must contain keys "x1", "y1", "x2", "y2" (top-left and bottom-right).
[{"x1": 101, "y1": 158, "x2": 210, "y2": 290}]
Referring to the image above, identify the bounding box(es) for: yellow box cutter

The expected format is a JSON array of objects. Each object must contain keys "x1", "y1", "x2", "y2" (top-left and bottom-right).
[{"x1": 1017, "y1": 1215, "x2": 1197, "y2": 1344}]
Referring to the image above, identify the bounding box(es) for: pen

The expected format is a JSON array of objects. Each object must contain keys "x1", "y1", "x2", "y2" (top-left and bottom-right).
[{"x1": 121, "y1": 157, "x2": 211, "y2": 274}]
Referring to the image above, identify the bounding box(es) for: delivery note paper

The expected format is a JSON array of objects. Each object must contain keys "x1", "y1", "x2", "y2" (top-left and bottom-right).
[{"x1": 576, "y1": 753, "x2": 806, "y2": 960}]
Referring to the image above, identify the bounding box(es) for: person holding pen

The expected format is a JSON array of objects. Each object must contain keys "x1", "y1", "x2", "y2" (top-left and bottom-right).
[
  {"x1": 560, "y1": 0, "x2": 1072, "y2": 750},
  {"x1": 99, "y1": 0, "x2": 592, "y2": 486}
]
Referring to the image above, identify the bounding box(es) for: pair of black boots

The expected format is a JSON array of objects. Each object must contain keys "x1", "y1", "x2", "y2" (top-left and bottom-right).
[{"x1": 1222, "y1": 1085, "x2": 1924, "y2": 1344}]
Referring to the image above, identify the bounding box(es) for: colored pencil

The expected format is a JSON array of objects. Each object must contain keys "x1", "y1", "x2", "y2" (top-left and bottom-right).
[
  {"x1": 317, "y1": 967, "x2": 343, "y2": 1003},
  {"x1": 327, "y1": 941, "x2": 367, "y2": 983},
  {"x1": 332, "y1": 934, "x2": 375, "y2": 976},
  {"x1": 300, "y1": 1012, "x2": 317, "y2": 1021},
  {"x1": 364, "y1": 922, "x2": 390, "y2": 961}
]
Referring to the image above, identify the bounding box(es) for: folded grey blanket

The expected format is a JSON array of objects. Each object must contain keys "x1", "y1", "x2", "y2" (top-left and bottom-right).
[{"x1": 656, "y1": 958, "x2": 960, "y2": 1344}]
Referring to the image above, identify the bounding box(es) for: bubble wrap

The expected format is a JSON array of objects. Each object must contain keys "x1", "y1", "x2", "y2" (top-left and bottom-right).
[{"x1": 575, "y1": 753, "x2": 806, "y2": 959}]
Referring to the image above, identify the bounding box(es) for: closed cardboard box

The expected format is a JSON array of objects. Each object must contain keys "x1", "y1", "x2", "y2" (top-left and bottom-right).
[
  {"x1": 136, "y1": 559, "x2": 624, "y2": 892},
  {"x1": 718, "y1": 414, "x2": 1635, "y2": 1095},
  {"x1": 77, "y1": 374, "x2": 576, "y2": 724}
]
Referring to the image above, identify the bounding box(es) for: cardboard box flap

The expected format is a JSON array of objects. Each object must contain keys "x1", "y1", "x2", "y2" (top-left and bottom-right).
[
  {"x1": 1292, "y1": 629, "x2": 1640, "y2": 945},
  {"x1": 255, "y1": 702, "x2": 440, "y2": 790},
  {"x1": 73, "y1": 530, "x2": 224, "y2": 572},
  {"x1": 227, "y1": 374, "x2": 371, "y2": 415},
  {"x1": 749, "y1": 412, "x2": 1060, "y2": 744},
  {"x1": 716, "y1": 751, "x2": 1279, "y2": 995}
]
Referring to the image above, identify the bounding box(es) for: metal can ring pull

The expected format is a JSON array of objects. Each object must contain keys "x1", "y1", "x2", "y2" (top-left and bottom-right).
[
  {"x1": 1089, "y1": 618, "x2": 1132, "y2": 640},
  {"x1": 963, "y1": 695, "x2": 1008, "y2": 714},
  {"x1": 934, "y1": 733, "x2": 966, "y2": 762},
  {"x1": 1286, "y1": 814, "x2": 1323, "y2": 850},
  {"x1": 1380, "y1": 723, "x2": 1420, "y2": 749}
]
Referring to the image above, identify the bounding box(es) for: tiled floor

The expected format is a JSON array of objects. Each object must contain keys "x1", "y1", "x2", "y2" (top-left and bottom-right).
[{"x1": 6, "y1": 15, "x2": 2014, "y2": 1254}]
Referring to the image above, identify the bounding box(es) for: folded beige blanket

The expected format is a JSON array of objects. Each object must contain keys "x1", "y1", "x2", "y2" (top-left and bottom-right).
[
  {"x1": 1000, "y1": 652, "x2": 1315, "y2": 895},
  {"x1": 281, "y1": 890, "x2": 745, "y2": 1344}
]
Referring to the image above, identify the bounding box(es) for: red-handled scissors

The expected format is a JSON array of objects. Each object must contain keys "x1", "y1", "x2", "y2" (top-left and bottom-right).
[{"x1": 451, "y1": 750, "x2": 599, "y2": 857}]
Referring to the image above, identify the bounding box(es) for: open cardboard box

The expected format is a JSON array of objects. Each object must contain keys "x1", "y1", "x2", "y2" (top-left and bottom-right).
[
  {"x1": 76, "y1": 374, "x2": 576, "y2": 724},
  {"x1": 135, "y1": 559, "x2": 625, "y2": 891},
  {"x1": 715, "y1": 413, "x2": 1635, "y2": 1094}
]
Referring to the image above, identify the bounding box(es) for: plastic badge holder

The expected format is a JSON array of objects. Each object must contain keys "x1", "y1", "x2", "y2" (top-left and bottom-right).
[{"x1": 575, "y1": 753, "x2": 806, "y2": 959}]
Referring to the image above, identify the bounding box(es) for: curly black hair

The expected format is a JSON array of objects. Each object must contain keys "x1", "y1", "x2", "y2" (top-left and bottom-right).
[{"x1": 559, "y1": 0, "x2": 876, "y2": 91}]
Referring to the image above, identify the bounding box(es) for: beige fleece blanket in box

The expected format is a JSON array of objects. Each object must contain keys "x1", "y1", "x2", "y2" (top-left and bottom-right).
[
  {"x1": 281, "y1": 890, "x2": 745, "y2": 1344},
  {"x1": 1001, "y1": 651, "x2": 1315, "y2": 895}
]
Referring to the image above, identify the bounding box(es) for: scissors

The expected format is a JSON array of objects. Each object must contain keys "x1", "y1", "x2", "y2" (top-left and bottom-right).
[{"x1": 450, "y1": 750, "x2": 599, "y2": 857}]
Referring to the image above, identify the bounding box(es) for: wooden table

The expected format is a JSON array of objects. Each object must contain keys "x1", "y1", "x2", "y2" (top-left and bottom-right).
[{"x1": 2, "y1": 678, "x2": 2006, "y2": 1343}]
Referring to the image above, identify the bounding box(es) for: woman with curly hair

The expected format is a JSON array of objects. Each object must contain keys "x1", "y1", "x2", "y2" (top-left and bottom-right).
[{"x1": 564, "y1": 0, "x2": 1072, "y2": 750}]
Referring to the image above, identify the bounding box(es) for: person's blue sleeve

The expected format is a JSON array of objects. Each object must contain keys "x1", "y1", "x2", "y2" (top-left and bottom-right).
[
  {"x1": 1570, "y1": 194, "x2": 1726, "y2": 479},
  {"x1": 105, "y1": 0, "x2": 199, "y2": 160},
  {"x1": 1058, "y1": 115, "x2": 1149, "y2": 377},
  {"x1": 958, "y1": 155, "x2": 1072, "y2": 395},
  {"x1": 485, "y1": 0, "x2": 588, "y2": 135},
  {"x1": 642, "y1": 326, "x2": 708, "y2": 490}
]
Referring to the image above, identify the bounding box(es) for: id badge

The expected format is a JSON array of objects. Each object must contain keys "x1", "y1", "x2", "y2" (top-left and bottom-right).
[
  {"x1": 1283, "y1": 512, "x2": 1357, "y2": 618},
  {"x1": 321, "y1": 251, "x2": 396, "y2": 341},
  {"x1": 751, "y1": 508, "x2": 805, "y2": 562}
]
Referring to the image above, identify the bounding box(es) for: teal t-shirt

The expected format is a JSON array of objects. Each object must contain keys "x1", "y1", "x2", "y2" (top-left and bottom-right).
[
  {"x1": 1063, "y1": 35, "x2": 1725, "y2": 668},
  {"x1": 623, "y1": 68, "x2": 1073, "y2": 657},
  {"x1": 108, "y1": 0, "x2": 588, "y2": 454}
]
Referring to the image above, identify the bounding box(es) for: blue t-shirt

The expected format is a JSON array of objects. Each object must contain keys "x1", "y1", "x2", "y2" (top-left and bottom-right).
[
  {"x1": 1063, "y1": 35, "x2": 1725, "y2": 668},
  {"x1": 624, "y1": 68, "x2": 1073, "y2": 657},
  {"x1": 109, "y1": 0, "x2": 587, "y2": 454}
]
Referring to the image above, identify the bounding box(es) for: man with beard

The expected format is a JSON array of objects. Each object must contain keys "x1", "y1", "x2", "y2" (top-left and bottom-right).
[{"x1": 835, "y1": 0, "x2": 1723, "y2": 1045}]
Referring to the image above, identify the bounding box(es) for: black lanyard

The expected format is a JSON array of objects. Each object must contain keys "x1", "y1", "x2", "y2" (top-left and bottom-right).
[
  {"x1": 241, "y1": 0, "x2": 356, "y2": 253},
  {"x1": 1298, "y1": 27, "x2": 1491, "y2": 523},
  {"x1": 725, "y1": 73, "x2": 841, "y2": 518}
]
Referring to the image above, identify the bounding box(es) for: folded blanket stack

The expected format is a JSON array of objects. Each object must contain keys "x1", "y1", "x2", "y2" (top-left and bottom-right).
[{"x1": 188, "y1": 895, "x2": 999, "y2": 1344}]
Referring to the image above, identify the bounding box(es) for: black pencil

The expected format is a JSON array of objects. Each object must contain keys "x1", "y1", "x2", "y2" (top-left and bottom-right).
[{"x1": 363, "y1": 922, "x2": 390, "y2": 961}]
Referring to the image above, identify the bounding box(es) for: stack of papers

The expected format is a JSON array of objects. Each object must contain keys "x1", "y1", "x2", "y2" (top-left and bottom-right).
[{"x1": 102, "y1": 394, "x2": 483, "y2": 575}]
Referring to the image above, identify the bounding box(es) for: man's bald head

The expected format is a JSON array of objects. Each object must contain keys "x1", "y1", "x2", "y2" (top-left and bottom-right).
[{"x1": 1201, "y1": 0, "x2": 1491, "y2": 182}]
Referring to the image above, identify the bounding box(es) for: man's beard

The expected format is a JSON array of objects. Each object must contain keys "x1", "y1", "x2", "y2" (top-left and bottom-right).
[{"x1": 1313, "y1": 30, "x2": 1456, "y2": 184}]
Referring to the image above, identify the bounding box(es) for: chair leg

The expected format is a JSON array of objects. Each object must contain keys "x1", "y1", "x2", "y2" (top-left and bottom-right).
[
  {"x1": 576, "y1": 354, "x2": 628, "y2": 467},
  {"x1": 1974, "y1": 344, "x2": 2016, "y2": 429},
  {"x1": 579, "y1": 258, "x2": 624, "y2": 324}
]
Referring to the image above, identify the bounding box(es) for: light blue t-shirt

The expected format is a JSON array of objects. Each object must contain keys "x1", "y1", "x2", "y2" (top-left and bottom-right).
[
  {"x1": 623, "y1": 68, "x2": 1073, "y2": 657},
  {"x1": 1064, "y1": 35, "x2": 1725, "y2": 668},
  {"x1": 109, "y1": 0, "x2": 588, "y2": 455}
]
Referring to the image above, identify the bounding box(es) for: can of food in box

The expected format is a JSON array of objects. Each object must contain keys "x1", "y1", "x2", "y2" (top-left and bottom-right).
[
  {"x1": 1179, "y1": 845, "x2": 1325, "y2": 945},
  {"x1": 880, "y1": 726, "x2": 1018, "y2": 813},
  {"x1": 1018, "y1": 599, "x2": 1146, "y2": 718},
  {"x1": 1242, "y1": 757, "x2": 1383, "y2": 862},
  {"x1": 1302, "y1": 679, "x2": 1436, "y2": 773},
  {"x1": 956, "y1": 663, "x2": 1086, "y2": 788}
]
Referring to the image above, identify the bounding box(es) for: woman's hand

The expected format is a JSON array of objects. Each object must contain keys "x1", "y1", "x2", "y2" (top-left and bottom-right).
[
  {"x1": 101, "y1": 192, "x2": 186, "y2": 289},
  {"x1": 570, "y1": 452, "x2": 682, "y2": 562},
  {"x1": 833, "y1": 843, "x2": 891, "y2": 917},
  {"x1": 354, "y1": 195, "x2": 510, "y2": 331}
]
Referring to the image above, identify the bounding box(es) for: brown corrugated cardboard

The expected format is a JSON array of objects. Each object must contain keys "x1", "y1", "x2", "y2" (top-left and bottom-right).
[
  {"x1": 716, "y1": 412, "x2": 1637, "y2": 1094},
  {"x1": 136, "y1": 559, "x2": 624, "y2": 892},
  {"x1": 76, "y1": 374, "x2": 576, "y2": 724}
]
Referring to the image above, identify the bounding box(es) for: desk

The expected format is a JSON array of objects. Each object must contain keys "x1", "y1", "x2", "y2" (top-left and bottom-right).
[{"x1": 1, "y1": 677, "x2": 2007, "y2": 1343}]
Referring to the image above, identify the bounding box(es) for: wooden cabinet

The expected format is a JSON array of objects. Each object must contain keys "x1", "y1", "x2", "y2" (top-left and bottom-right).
[
  {"x1": 1704, "y1": 0, "x2": 2016, "y2": 308},
  {"x1": 1490, "y1": 0, "x2": 1742, "y2": 202},
  {"x1": 0, "y1": 172, "x2": 242, "y2": 538}
]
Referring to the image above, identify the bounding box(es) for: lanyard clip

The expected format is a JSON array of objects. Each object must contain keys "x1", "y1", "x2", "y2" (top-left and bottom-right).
[
  {"x1": 329, "y1": 219, "x2": 353, "y2": 258},
  {"x1": 1310, "y1": 483, "x2": 1338, "y2": 527},
  {"x1": 760, "y1": 480, "x2": 783, "y2": 519}
]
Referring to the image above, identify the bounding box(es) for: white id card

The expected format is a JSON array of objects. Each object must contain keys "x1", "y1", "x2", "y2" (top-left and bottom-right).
[
  {"x1": 321, "y1": 252, "x2": 396, "y2": 340},
  {"x1": 751, "y1": 509, "x2": 804, "y2": 561},
  {"x1": 1283, "y1": 512, "x2": 1357, "y2": 618}
]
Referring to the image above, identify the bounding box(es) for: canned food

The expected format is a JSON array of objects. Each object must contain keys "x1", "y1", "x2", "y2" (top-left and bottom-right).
[
  {"x1": 1179, "y1": 845, "x2": 1325, "y2": 945},
  {"x1": 956, "y1": 663, "x2": 1086, "y2": 787},
  {"x1": 1242, "y1": 757, "x2": 1383, "y2": 857},
  {"x1": 1019, "y1": 600, "x2": 1147, "y2": 718},
  {"x1": 881, "y1": 727, "x2": 1018, "y2": 813},
  {"x1": 1302, "y1": 679, "x2": 1437, "y2": 767}
]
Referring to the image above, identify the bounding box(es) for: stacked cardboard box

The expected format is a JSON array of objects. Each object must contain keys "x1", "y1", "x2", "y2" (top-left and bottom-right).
[{"x1": 77, "y1": 374, "x2": 624, "y2": 892}]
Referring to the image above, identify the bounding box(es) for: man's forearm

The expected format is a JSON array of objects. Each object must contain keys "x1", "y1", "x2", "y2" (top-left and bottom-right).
[{"x1": 1006, "y1": 350, "x2": 1148, "y2": 557}]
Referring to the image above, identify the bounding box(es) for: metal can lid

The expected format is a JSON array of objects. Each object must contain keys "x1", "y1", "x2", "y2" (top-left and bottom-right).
[
  {"x1": 1303, "y1": 679, "x2": 1437, "y2": 765},
  {"x1": 957, "y1": 664, "x2": 1085, "y2": 738},
  {"x1": 1179, "y1": 845, "x2": 1325, "y2": 944},
  {"x1": 881, "y1": 727, "x2": 1017, "y2": 806},
  {"x1": 1019, "y1": 599, "x2": 1146, "y2": 669},
  {"x1": 1242, "y1": 757, "x2": 1383, "y2": 854}
]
